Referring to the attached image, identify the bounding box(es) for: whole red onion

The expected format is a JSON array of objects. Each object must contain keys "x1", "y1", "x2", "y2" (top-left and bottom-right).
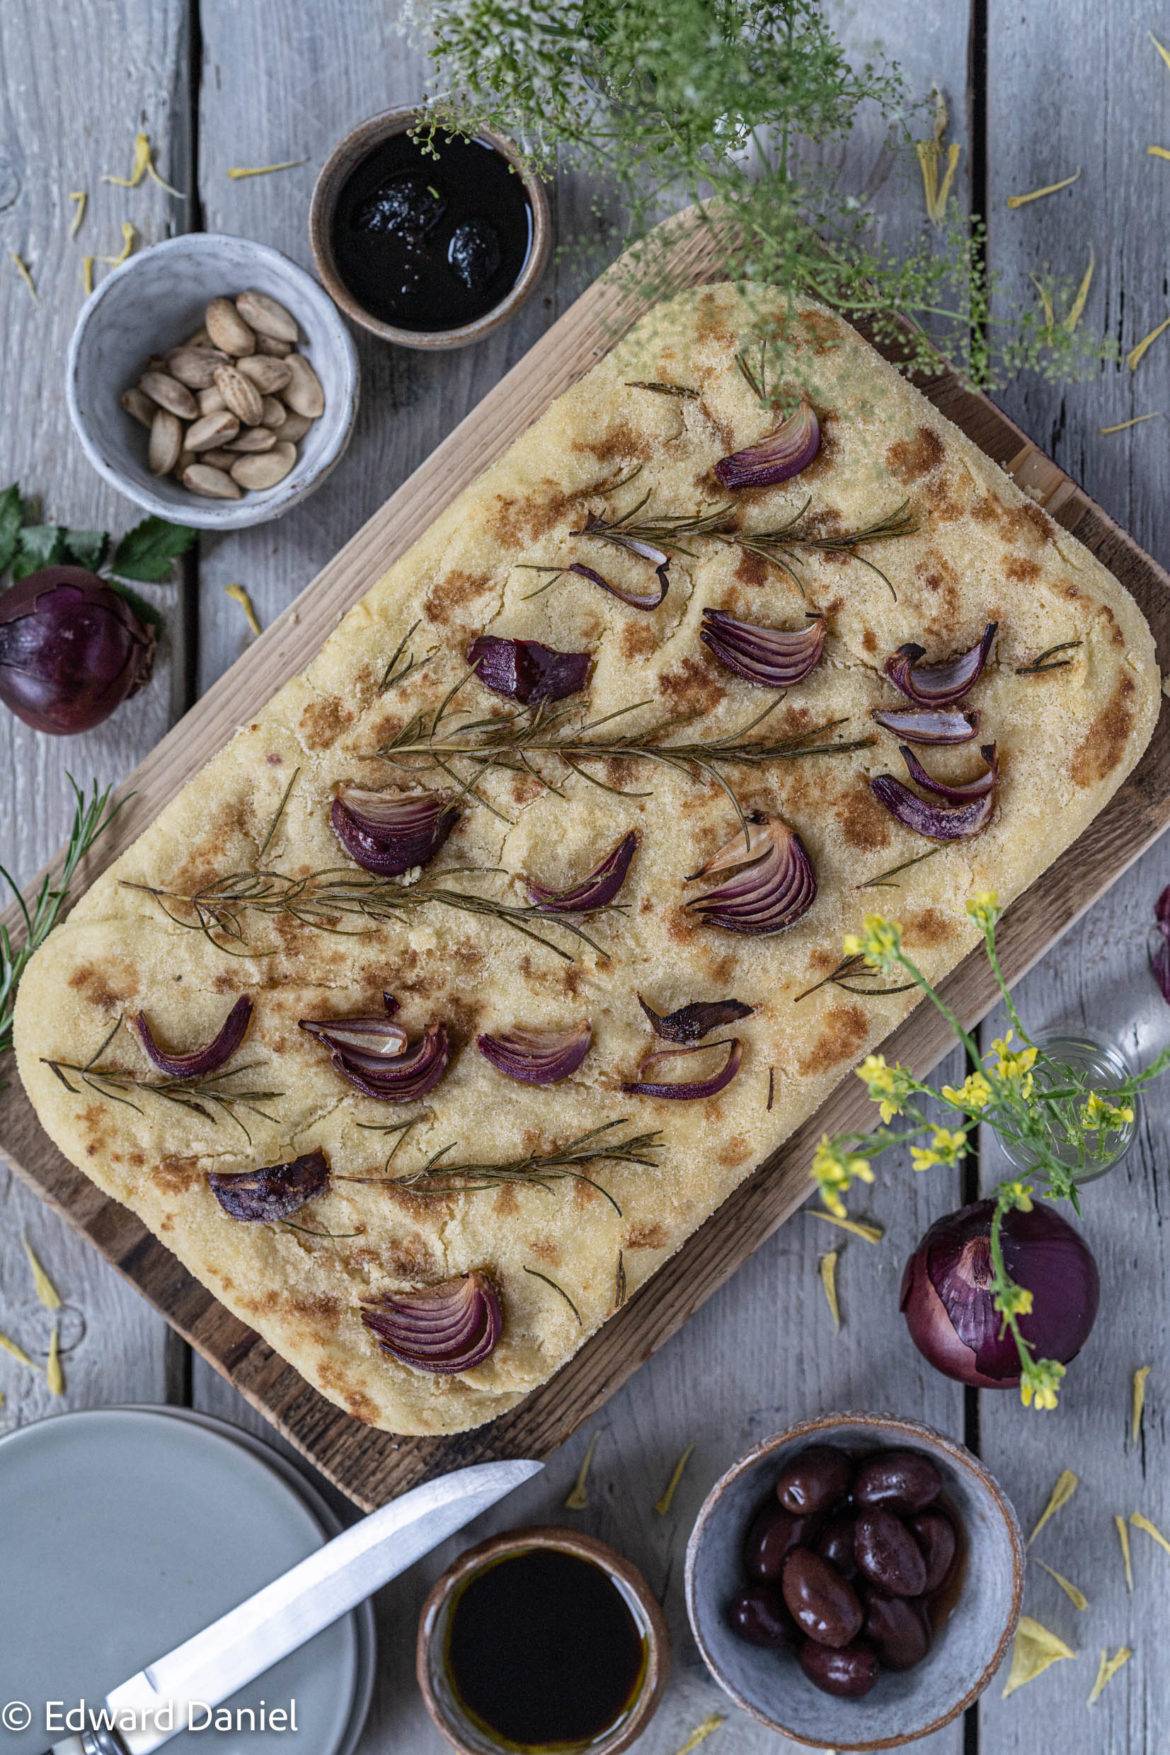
[
  {"x1": 899, "y1": 1198, "x2": 1099, "y2": 1388},
  {"x1": 0, "y1": 566, "x2": 155, "y2": 734}
]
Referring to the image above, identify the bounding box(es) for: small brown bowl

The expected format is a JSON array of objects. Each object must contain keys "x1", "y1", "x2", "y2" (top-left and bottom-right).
[
  {"x1": 309, "y1": 106, "x2": 551, "y2": 349},
  {"x1": 417, "y1": 1524, "x2": 670, "y2": 1754}
]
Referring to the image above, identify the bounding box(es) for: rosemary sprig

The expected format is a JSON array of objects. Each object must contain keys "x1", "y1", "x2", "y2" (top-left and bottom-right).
[
  {"x1": 342, "y1": 1119, "x2": 664, "y2": 1217},
  {"x1": 794, "y1": 952, "x2": 916, "y2": 1004},
  {"x1": 857, "y1": 846, "x2": 943, "y2": 890},
  {"x1": 1015, "y1": 639, "x2": 1082, "y2": 675},
  {"x1": 1, "y1": 776, "x2": 126, "y2": 1061},
  {"x1": 122, "y1": 866, "x2": 617, "y2": 963},
  {"x1": 719, "y1": 497, "x2": 917, "y2": 600},
  {"x1": 734, "y1": 336, "x2": 792, "y2": 409},
  {"x1": 624, "y1": 379, "x2": 700, "y2": 399},
  {"x1": 379, "y1": 618, "x2": 439, "y2": 694},
  {"x1": 381, "y1": 689, "x2": 873, "y2": 833},
  {"x1": 41, "y1": 1019, "x2": 282, "y2": 1143},
  {"x1": 524, "y1": 1265, "x2": 583, "y2": 1325}
]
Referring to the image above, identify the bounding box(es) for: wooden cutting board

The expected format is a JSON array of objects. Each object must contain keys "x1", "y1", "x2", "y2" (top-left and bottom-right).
[{"x1": 3, "y1": 211, "x2": 1169, "y2": 1509}]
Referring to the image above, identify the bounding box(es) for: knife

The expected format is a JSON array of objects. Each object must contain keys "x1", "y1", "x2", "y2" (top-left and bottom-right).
[{"x1": 45, "y1": 1456, "x2": 542, "y2": 1755}]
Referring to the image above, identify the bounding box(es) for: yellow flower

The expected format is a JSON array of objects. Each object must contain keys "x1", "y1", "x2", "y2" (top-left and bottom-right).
[
  {"x1": 1081, "y1": 1091, "x2": 1135, "y2": 1132},
  {"x1": 999, "y1": 1180, "x2": 1034, "y2": 1213},
  {"x1": 856, "y1": 1053, "x2": 914, "y2": 1122},
  {"x1": 910, "y1": 1127, "x2": 968, "y2": 1171},
  {"x1": 842, "y1": 914, "x2": 903, "y2": 973},
  {"x1": 1020, "y1": 1359, "x2": 1066, "y2": 1412},
  {"x1": 811, "y1": 1134, "x2": 874, "y2": 1217},
  {"x1": 996, "y1": 1283, "x2": 1035, "y2": 1320},
  {"x1": 989, "y1": 1030, "x2": 1038, "y2": 1098},
  {"x1": 941, "y1": 1070, "x2": 993, "y2": 1111},
  {"x1": 966, "y1": 890, "x2": 1000, "y2": 931}
]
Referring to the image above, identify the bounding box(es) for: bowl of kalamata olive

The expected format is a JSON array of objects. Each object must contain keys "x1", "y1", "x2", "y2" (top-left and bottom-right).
[{"x1": 685, "y1": 1413, "x2": 1023, "y2": 1750}]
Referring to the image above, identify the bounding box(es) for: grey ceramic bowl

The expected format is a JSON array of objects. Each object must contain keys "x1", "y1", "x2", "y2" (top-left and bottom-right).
[
  {"x1": 685, "y1": 1413, "x2": 1023, "y2": 1751},
  {"x1": 66, "y1": 233, "x2": 360, "y2": 529}
]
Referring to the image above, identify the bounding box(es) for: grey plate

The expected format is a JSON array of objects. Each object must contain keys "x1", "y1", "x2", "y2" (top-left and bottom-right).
[{"x1": 0, "y1": 1406, "x2": 374, "y2": 1755}]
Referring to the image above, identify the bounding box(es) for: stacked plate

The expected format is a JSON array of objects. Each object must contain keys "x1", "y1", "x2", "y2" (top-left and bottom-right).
[{"x1": 0, "y1": 1405, "x2": 374, "y2": 1755}]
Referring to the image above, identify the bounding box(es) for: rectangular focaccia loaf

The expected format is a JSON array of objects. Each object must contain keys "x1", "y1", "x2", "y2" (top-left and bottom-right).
[{"x1": 14, "y1": 285, "x2": 1159, "y2": 1435}]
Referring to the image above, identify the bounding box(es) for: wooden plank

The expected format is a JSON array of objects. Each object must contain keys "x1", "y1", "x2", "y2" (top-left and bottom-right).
[
  {"x1": 0, "y1": 0, "x2": 192, "y2": 1421},
  {"x1": 978, "y1": 8, "x2": 1170, "y2": 1745},
  {"x1": 2, "y1": 205, "x2": 1168, "y2": 1512}
]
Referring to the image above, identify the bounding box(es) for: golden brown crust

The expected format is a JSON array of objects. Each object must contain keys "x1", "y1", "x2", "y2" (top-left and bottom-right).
[{"x1": 14, "y1": 285, "x2": 1160, "y2": 1435}]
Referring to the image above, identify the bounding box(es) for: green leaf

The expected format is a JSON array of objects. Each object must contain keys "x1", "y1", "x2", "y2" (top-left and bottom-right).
[
  {"x1": 12, "y1": 525, "x2": 65, "y2": 581},
  {"x1": 106, "y1": 578, "x2": 163, "y2": 630},
  {"x1": 62, "y1": 529, "x2": 109, "y2": 572},
  {"x1": 0, "y1": 483, "x2": 24, "y2": 575},
  {"x1": 108, "y1": 516, "x2": 196, "y2": 583}
]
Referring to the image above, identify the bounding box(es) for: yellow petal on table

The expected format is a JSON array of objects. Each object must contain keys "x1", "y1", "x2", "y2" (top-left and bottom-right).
[
  {"x1": 1152, "y1": 30, "x2": 1170, "y2": 71},
  {"x1": 10, "y1": 252, "x2": 36, "y2": 300},
  {"x1": 1027, "y1": 1469, "x2": 1079, "y2": 1545},
  {"x1": 1087, "y1": 1646, "x2": 1133, "y2": 1706},
  {"x1": 68, "y1": 190, "x2": 87, "y2": 238},
  {"x1": 1148, "y1": 146, "x2": 1170, "y2": 161},
  {"x1": 224, "y1": 582, "x2": 263, "y2": 637},
  {"x1": 1129, "y1": 1510, "x2": 1170, "y2": 1557},
  {"x1": 1036, "y1": 1559, "x2": 1088, "y2": 1611},
  {"x1": 655, "y1": 1442, "x2": 695, "y2": 1517},
  {"x1": 563, "y1": 1430, "x2": 600, "y2": 1512},
  {"x1": 1001, "y1": 1616, "x2": 1076, "y2": 1698},
  {"x1": 673, "y1": 1716, "x2": 725, "y2": 1755},
  {"x1": 1029, "y1": 273, "x2": 1056, "y2": 330},
  {"x1": 819, "y1": 1249, "x2": 841, "y2": 1332},
  {"x1": 1099, "y1": 413, "x2": 1161, "y2": 435},
  {"x1": 102, "y1": 130, "x2": 183, "y2": 197},
  {"x1": 0, "y1": 1329, "x2": 34, "y2": 1369},
  {"x1": 46, "y1": 1322, "x2": 64, "y2": 1397},
  {"x1": 227, "y1": 159, "x2": 307, "y2": 180},
  {"x1": 22, "y1": 1236, "x2": 61, "y2": 1310},
  {"x1": 101, "y1": 221, "x2": 138, "y2": 268},
  {"x1": 1126, "y1": 316, "x2": 1170, "y2": 372},
  {"x1": 82, "y1": 256, "x2": 95, "y2": 297},
  {"x1": 809, "y1": 1211, "x2": 884, "y2": 1245},
  {"x1": 1132, "y1": 1365, "x2": 1151, "y2": 1444},
  {"x1": 1064, "y1": 249, "x2": 1095, "y2": 332},
  {"x1": 1115, "y1": 1514, "x2": 1134, "y2": 1592},
  {"x1": 1007, "y1": 170, "x2": 1081, "y2": 208}
]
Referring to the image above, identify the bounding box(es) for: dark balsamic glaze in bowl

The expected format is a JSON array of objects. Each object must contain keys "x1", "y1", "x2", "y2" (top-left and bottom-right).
[
  {"x1": 330, "y1": 129, "x2": 533, "y2": 333},
  {"x1": 445, "y1": 1547, "x2": 646, "y2": 1748}
]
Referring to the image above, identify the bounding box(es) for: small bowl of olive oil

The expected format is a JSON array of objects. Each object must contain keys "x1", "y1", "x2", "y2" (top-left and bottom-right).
[{"x1": 417, "y1": 1525, "x2": 669, "y2": 1754}]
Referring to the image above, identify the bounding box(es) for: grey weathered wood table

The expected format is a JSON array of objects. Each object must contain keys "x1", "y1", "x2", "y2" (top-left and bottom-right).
[{"x1": 1, "y1": 2, "x2": 1167, "y2": 1749}]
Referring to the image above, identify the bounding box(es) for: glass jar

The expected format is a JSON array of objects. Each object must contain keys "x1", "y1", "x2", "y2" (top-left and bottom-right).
[{"x1": 997, "y1": 1031, "x2": 1140, "y2": 1184}]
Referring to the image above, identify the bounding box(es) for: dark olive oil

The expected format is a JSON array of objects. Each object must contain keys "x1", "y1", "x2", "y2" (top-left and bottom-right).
[
  {"x1": 445, "y1": 1548, "x2": 646, "y2": 1750},
  {"x1": 330, "y1": 130, "x2": 533, "y2": 332}
]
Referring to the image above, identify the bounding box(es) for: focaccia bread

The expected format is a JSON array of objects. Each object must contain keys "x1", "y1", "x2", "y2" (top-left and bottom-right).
[{"x1": 14, "y1": 284, "x2": 1159, "y2": 1435}]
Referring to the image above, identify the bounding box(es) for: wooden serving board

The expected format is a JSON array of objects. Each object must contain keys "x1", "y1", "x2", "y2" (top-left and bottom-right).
[{"x1": 3, "y1": 212, "x2": 1169, "y2": 1510}]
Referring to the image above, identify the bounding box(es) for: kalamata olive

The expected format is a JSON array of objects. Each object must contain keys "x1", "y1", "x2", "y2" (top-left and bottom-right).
[
  {"x1": 814, "y1": 1513, "x2": 859, "y2": 1581},
  {"x1": 744, "y1": 1500, "x2": 810, "y2": 1580},
  {"x1": 853, "y1": 1448, "x2": 942, "y2": 1514},
  {"x1": 775, "y1": 1445, "x2": 854, "y2": 1516},
  {"x1": 863, "y1": 1591, "x2": 931, "y2": 1670},
  {"x1": 727, "y1": 1583, "x2": 796, "y2": 1648},
  {"x1": 798, "y1": 1637, "x2": 881, "y2": 1699},
  {"x1": 781, "y1": 1548, "x2": 864, "y2": 1648},
  {"x1": 854, "y1": 1508, "x2": 928, "y2": 1598},
  {"x1": 909, "y1": 1508, "x2": 958, "y2": 1594}
]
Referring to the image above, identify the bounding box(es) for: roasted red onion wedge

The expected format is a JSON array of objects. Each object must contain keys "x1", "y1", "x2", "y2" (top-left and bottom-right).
[
  {"x1": 870, "y1": 775, "x2": 995, "y2": 841},
  {"x1": 302, "y1": 1015, "x2": 450, "y2": 1102},
  {"x1": 299, "y1": 993, "x2": 408, "y2": 1060},
  {"x1": 208, "y1": 1148, "x2": 329, "y2": 1223},
  {"x1": 362, "y1": 1270, "x2": 502, "y2": 1375},
  {"x1": 568, "y1": 559, "x2": 669, "y2": 612},
  {"x1": 467, "y1": 634, "x2": 592, "y2": 704},
  {"x1": 526, "y1": 830, "x2": 638, "y2": 912},
  {"x1": 715, "y1": 399, "x2": 821, "y2": 490},
  {"x1": 133, "y1": 995, "x2": 252, "y2": 1079},
  {"x1": 700, "y1": 610, "x2": 826, "y2": 689},
  {"x1": 686, "y1": 814, "x2": 816, "y2": 936},
  {"x1": 885, "y1": 622, "x2": 997, "y2": 706},
  {"x1": 638, "y1": 995, "x2": 755, "y2": 1042},
  {"x1": 477, "y1": 1021, "x2": 592, "y2": 1085},
  {"x1": 330, "y1": 786, "x2": 459, "y2": 877},
  {"x1": 898, "y1": 743, "x2": 997, "y2": 803},
  {"x1": 871, "y1": 706, "x2": 981, "y2": 745},
  {"x1": 622, "y1": 1036, "x2": 743, "y2": 1100}
]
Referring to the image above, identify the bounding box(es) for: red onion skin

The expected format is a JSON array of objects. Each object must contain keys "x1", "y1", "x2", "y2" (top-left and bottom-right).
[
  {"x1": 467, "y1": 635, "x2": 591, "y2": 704},
  {"x1": 330, "y1": 789, "x2": 460, "y2": 877},
  {"x1": 0, "y1": 566, "x2": 155, "y2": 734},
  {"x1": 209, "y1": 1149, "x2": 330, "y2": 1223},
  {"x1": 900, "y1": 1199, "x2": 1100, "y2": 1387},
  {"x1": 1152, "y1": 884, "x2": 1170, "y2": 1003},
  {"x1": 133, "y1": 995, "x2": 253, "y2": 1079}
]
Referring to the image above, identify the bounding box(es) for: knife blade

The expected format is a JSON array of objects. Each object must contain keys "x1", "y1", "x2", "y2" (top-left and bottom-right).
[{"x1": 48, "y1": 1456, "x2": 541, "y2": 1755}]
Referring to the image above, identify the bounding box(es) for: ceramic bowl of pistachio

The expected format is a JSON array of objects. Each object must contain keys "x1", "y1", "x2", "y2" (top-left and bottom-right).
[{"x1": 67, "y1": 234, "x2": 360, "y2": 530}]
